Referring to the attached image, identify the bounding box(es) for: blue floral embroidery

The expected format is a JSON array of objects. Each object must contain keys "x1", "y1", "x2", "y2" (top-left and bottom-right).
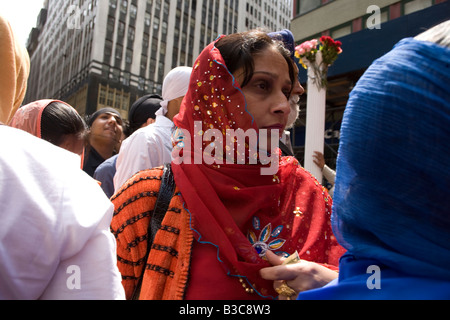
[{"x1": 247, "y1": 217, "x2": 288, "y2": 257}]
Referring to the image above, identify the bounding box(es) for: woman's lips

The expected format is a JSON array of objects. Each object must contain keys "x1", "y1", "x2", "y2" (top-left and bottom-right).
[
  {"x1": 261, "y1": 124, "x2": 284, "y2": 137},
  {"x1": 262, "y1": 124, "x2": 284, "y2": 131}
]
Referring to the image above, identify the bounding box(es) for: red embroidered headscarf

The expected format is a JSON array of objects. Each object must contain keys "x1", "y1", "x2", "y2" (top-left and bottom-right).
[{"x1": 171, "y1": 33, "x2": 344, "y2": 298}]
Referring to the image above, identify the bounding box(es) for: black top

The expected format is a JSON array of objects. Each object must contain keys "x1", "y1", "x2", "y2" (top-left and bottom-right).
[{"x1": 83, "y1": 146, "x2": 106, "y2": 177}]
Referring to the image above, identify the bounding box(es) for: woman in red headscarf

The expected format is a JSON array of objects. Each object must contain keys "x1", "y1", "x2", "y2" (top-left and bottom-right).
[{"x1": 111, "y1": 30, "x2": 345, "y2": 300}]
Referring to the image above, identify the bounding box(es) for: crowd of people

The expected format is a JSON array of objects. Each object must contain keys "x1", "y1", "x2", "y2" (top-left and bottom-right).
[{"x1": 0, "y1": 11, "x2": 449, "y2": 300}]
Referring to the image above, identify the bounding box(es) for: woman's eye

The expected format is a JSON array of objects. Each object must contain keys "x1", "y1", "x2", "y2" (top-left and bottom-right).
[{"x1": 256, "y1": 82, "x2": 267, "y2": 90}]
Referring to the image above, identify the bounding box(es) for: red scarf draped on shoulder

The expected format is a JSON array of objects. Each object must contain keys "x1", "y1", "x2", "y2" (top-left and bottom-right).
[{"x1": 171, "y1": 36, "x2": 344, "y2": 298}]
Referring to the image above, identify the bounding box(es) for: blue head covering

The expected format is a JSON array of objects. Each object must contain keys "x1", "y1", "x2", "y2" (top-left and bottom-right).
[
  {"x1": 332, "y1": 38, "x2": 450, "y2": 281},
  {"x1": 268, "y1": 29, "x2": 295, "y2": 59}
]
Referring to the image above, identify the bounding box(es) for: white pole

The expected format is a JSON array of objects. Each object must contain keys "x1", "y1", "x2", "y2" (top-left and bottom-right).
[{"x1": 303, "y1": 51, "x2": 326, "y2": 182}]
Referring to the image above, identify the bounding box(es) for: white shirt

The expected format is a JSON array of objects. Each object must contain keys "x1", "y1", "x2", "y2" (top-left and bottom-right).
[
  {"x1": 323, "y1": 164, "x2": 336, "y2": 197},
  {"x1": 113, "y1": 114, "x2": 174, "y2": 192},
  {"x1": 0, "y1": 126, "x2": 125, "y2": 300}
]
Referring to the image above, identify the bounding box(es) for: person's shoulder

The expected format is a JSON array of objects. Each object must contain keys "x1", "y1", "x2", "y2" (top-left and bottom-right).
[
  {"x1": 111, "y1": 166, "x2": 165, "y2": 200},
  {"x1": 280, "y1": 156, "x2": 307, "y2": 177},
  {"x1": 0, "y1": 125, "x2": 111, "y2": 232},
  {"x1": 110, "y1": 166, "x2": 166, "y2": 231},
  {"x1": 120, "y1": 121, "x2": 167, "y2": 151},
  {"x1": 1, "y1": 126, "x2": 81, "y2": 172},
  {"x1": 95, "y1": 154, "x2": 117, "y2": 174},
  {"x1": 280, "y1": 155, "x2": 324, "y2": 185}
]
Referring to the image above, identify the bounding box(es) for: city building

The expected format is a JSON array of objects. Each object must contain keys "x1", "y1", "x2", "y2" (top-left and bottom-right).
[
  {"x1": 289, "y1": 0, "x2": 449, "y2": 167},
  {"x1": 24, "y1": 0, "x2": 292, "y2": 119}
]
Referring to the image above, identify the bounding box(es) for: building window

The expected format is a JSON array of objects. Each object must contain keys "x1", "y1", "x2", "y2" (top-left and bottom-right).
[
  {"x1": 106, "y1": 15, "x2": 115, "y2": 40},
  {"x1": 142, "y1": 33, "x2": 149, "y2": 52},
  {"x1": 114, "y1": 91, "x2": 122, "y2": 109},
  {"x1": 140, "y1": 56, "x2": 147, "y2": 76},
  {"x1": 125, "y1": 48, "x2": 133, "y2": 65},
  {"x1": 130, "y1": 3, "x2": 137, "y2": 19},
  {"x1": 98, "y1": 84, "x2": 130, "y2": 112},
  {"x1": 403, "y1": 0, "x2": 432, "y2": 14},
  {"x1": 107, "y1": 88, "x2": 115, "y2": 105},
  {"x1": 122, "y1": 72, "x2": 130, "y2": 86},
  {"x1": 145, "y1": 12, "x2": 151, "y2": 27},
  {"x1": 115, "y1": 44, "x2": 123, "y2": 67},
  {"x1": 120, "y1": 0, "x2": 128, "y2": 15},
  {"x1": 118, "y1": 21, "x2": 125, "y2": 39},
  {"x1": 104, "y1": 39, "x2": 112, "y2": 64},
  {"x1": 153, "y1": 16, "x2": 160, "y2": 31},
  {"x1": 297, "y1": 0, "x2": 322, "y2": 15},
  {"x1": 128, "y1": 26, "x2": 135, "y2": 43},
  {"x1": 110, "y1": 0, "x2": 117, "y2": 10},
  {"x1": 99, "y1": 86, "x2": 106, "y2": 105}
]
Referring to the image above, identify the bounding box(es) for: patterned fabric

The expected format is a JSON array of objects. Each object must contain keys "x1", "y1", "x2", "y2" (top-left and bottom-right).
[{"x1": 111, "y1": 167, "x2": 194, "y2": 300}]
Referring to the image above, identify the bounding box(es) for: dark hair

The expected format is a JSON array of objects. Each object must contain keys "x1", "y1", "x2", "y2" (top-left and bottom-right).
[
  {"x1": 41, "y1": 102, "x2": 87, "y2": 146},
  {"x1": 128, "y1": 94, "x2": 163, "y2": 135},
  {"x1": 215, "y1": 29, "x2": 295, "y2": 89},
  {"x1": 87, "y1": 107, "x2": 122, "y2": 127}
]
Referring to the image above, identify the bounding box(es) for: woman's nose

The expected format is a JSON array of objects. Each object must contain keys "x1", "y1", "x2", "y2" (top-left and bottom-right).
[
  {"x1": 292, "y1": 80, "x2": 305, "y2": 96},
  {"x1": 272, "y1": 93, "x2": 291, "y2": 115},
  {"x1": 107, "y1": 115, "x2": 118, "y2": 125}
]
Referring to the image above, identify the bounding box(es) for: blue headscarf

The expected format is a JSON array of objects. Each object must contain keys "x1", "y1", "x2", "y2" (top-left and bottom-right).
[
  {"x1": 268, "y1": 29, "x2": 295, "y2": 59},
  {"x1": 332, "y1": 38, "x2": 450, "y2": 281}
]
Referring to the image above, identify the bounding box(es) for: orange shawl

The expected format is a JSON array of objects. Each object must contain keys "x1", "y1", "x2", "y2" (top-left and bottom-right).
[{"x1": 111, "y1": 167, "x2": 194, "y2": 300}]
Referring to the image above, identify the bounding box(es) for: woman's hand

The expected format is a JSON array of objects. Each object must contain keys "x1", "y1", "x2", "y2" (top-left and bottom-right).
[{"x1": 259, "y1": 251, "x2": 338, "y2": 300}]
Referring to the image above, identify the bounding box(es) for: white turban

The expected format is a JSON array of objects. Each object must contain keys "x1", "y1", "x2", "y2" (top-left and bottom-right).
[{"x1": 156, "y1": 66, "x2": 193, "y2": 116}]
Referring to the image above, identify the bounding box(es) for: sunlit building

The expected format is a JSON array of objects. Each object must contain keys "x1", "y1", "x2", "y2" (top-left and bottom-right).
[{"x1": 24, "y1": 0, "x2": 292, "y2": 118}]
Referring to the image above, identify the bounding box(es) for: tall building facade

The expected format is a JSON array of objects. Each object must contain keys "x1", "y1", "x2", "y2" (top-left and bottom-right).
[
  {"x1": 24, "y1": 0, "x2": 292, "y2": 118},
  {"x1": 288, "y1": 0, "x2": 448, "y2": 166}
]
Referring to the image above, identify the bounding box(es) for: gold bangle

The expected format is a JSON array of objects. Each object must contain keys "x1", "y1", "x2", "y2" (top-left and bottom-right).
[{"x1": 275, "y1": 281, "x2": 297, "y2": 298}]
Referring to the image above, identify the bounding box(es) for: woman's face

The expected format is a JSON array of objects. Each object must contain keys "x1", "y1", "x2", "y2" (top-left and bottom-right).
[
  {"x1": 89, "y1": 112, "x2": 123, "y2": 145},
  {"x1": 235, "y1": 46, "x2": 292, "y2": 151}
]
